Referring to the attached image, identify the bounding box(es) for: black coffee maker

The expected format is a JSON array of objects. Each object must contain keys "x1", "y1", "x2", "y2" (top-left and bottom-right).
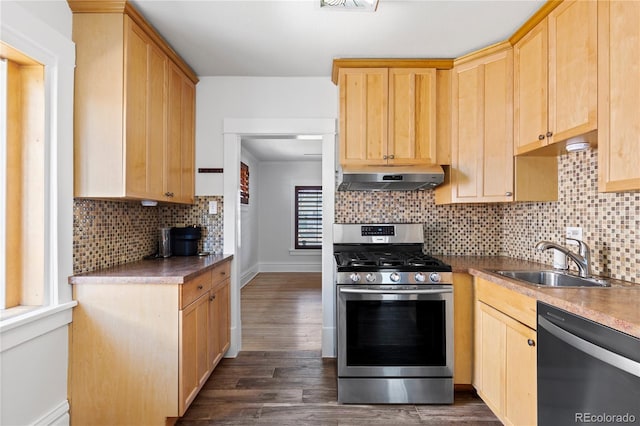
[{"x1": 170, "y1": 226, "x2": 202, "y2": 256}]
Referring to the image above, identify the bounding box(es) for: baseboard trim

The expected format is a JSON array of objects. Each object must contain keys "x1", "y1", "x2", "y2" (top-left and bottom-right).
[
  {"x1": 240, "y1": 265, "x2": 259, "y2": 288},
  {"x1": 33, "y1": 400, "x2": 69, "y2": 426},
  {"x1": 258, "y1": 262, "x2": 322, "y2": 273}
]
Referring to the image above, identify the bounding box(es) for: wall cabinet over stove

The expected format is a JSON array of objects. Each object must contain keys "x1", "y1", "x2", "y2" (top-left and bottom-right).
[
  {"x1": 69, "y1": 0, "x2": 198, "y2": 204},
  {"x1": 334, "y1": 60, "x2": 451, "y2": 168}
]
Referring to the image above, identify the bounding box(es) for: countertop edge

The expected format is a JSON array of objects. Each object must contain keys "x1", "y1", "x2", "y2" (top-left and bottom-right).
[
  {"x1": 467, "y1": 266, "x2": 640, "y2": 339},
  {"x1": 68, "y1": 254, "x2": 234, "y2": 285}
]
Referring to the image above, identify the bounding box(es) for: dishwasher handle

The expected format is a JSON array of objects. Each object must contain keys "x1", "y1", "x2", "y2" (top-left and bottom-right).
[{"x1": 538, "y1": 315, "x2": 640, "y2": 378}]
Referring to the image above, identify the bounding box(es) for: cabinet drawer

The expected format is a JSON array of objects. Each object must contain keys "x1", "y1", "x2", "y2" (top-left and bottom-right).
[
  {"x1": 181, "y1": 271, "x2": 212, "y2": 309},
  {"x1": 476, "y1": 277, "x2": 537, "y2": 329},
  {"x1": 211, "y1": 261, "x2": 230, "y2": 287}
]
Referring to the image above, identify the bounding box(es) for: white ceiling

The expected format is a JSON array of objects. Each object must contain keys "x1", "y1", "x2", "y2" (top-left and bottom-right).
[
  {"x1": 242, "y1": 136, "x2": 323, "y2": 161},
  {"x1": 130, "y1": 0, "x2": 544, "y2": 160},
  {"x1": 130, "y1": 0, "x2": 545, "y2": 78}
]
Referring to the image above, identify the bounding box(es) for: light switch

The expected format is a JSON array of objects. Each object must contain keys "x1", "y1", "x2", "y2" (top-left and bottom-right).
[{"x1": 208, "y1": 200, "x2": 217, "y2": 215}]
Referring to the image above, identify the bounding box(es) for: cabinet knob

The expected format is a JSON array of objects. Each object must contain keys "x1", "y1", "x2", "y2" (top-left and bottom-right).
[
  {"x1": 210, "y1": 295, "x2": 216, "y2": 301},
  {"x1": 389, "y1": 155, "x2": 395, "y2": 159},
  {"x1": 546, "y1": 131, "x2": 553, "y2": 138},
  {"x1": 538, "y1": 134, "x2": 545, "y2": 141},
  {"x1": 527, "y1": 339, "x2": 535, "y2": 347},
  {"x1": 197, "y1": 285, "x2": 203, "y2": 290},
  {"x1": 383, "y1": 155, "x2": 388, "y2": 160},
  {"x1": 165, "y1": 192, "x2": 174, "y2": 197},
  {"x1": 221, "y1": 271, "x2": 226, "y2": 275},
  {"x1": 505, "y1": 192, "x2": 513, "y2": 197}
]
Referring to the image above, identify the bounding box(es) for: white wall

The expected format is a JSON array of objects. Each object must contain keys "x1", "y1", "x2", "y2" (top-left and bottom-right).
[
  {"x1": 258, "y1": 161, "x2": 322, "y2": 272},
  {"x1": 195, "y1": 77, "x2": 337, "y2": 195},
  {"x1": 1, "y1": 1, "x2": 76, "y2": 424},
  {"x1": 239, "y1": 148, "x2": 260, "y2": 286}
]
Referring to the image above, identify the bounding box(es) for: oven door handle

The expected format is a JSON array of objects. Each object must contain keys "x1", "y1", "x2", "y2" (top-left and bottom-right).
[{"x1": 339, "y1": 287, "x2": 452, "y2": 295}]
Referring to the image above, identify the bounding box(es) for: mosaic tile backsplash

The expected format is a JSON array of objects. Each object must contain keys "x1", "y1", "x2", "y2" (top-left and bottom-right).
[
  {"x1": 73, "y1": 196, "x2": 223, "y2": 274},
  {"x1": 335, "y1": 150, "x2": 639, "y2": 284},
  {"x1": 73, "y1": 150, "x2": 638, "y2": 283}
]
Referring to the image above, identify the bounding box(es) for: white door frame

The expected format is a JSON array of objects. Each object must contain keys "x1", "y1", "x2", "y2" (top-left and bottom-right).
[{"x1": 223, "y1": 118, "x2": 337, "y2": 357}]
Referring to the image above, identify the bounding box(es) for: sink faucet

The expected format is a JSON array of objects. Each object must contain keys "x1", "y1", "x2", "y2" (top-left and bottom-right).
[{"x1": 535, "y1": 238, "x2": 591, "y2": 278}]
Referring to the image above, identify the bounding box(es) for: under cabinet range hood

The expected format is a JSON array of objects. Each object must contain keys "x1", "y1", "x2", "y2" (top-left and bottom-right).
[{"x1": 337, "y1": 165, "x2": 445, "y2": 191}]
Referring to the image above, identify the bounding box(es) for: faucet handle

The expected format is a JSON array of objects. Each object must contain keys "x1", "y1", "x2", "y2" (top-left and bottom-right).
[{"x1": 565, "y1": 237, "x2": 589, "y2": 257}]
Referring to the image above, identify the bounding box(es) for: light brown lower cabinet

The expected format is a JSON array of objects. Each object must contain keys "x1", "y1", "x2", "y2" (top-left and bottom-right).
[
  {"x1": 474, "y1": 278, "x2": 537, "y2": 426},
  {"x1": 70, "y1": 261, "x2": 231, "y2": 426}
]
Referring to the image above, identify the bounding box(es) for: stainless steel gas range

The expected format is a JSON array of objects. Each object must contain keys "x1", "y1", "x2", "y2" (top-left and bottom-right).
[{"x1": 334, "y1": 223, "x2": 454, "y2": 404}]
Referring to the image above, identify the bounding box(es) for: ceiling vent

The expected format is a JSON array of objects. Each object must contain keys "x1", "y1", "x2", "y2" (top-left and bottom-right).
[{"x1": 320, "y1": 0, "x2": 379, "y2": 11}]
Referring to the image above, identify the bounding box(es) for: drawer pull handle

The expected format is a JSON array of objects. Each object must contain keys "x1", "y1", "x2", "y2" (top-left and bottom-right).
[
  {"x1": 197, "y1": 285, "x2": 203, "y2": 290},
  {"x1": 528, "y1": 339, "x2": 535, "y2": 347}
]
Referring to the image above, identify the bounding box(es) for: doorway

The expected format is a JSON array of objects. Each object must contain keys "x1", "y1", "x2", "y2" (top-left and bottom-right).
[{"x1": 222, "y1": 118, "x2": 336, "y2": 358}]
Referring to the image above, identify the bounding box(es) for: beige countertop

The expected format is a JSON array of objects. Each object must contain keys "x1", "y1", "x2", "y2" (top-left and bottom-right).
[
  {"x1": 437, "y1": 255, "x2": 640, "y2": 339},
  {"x1": 69, "y1": 254, "x2": 233, "y2": 285}
]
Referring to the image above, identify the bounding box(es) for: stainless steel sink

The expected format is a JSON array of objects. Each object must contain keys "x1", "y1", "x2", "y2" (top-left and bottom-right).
[{"x1": 493, "y1": 270, "x2": 610, "y2": 288}]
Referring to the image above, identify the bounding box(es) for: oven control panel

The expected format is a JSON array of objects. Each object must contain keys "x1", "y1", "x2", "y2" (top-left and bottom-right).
[
  {"x1": 361, "y1": 225, "x2": 395, "y2": 236},
  {"x1": 337, "y1": 271, "x2": 453, "y2": 285}
]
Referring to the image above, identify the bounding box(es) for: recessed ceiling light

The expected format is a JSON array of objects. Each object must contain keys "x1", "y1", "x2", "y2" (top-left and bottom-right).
[{"x1": 320, "y1": 0, "x2": 379, "y2": 12}]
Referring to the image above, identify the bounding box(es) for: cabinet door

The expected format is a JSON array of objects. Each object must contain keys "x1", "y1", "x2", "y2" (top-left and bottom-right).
[
  {"x1": 514, "y1": 19, "x2": 549, "y2": 154},
  {"x1": 482, "y1": 51, "x2": 514, "y2": 200},
  {"x1": 452, "y1": 62, "x2": 482, "y2": 200},
  {"x1": 339, "y1": 68, "x2": 388, "y2": 167},
  {"x1": 447, "y1": 49, "x2": 513, "y2": 203},
  {"x1": 598, "y1": 0, "x2": 640, "y2": 192},
  {"x1": 124, "y1": 18, "x2": 166, "y2": 200},
  {"x1": 388, "y1": 68, "x2": 436, "y2": 165},
  {"x1": 477, "y1": 302, "x2": 506, "y2": 417},
  {"x1": 180, "y1": 79, "x2": 195, "y2": 204},
  {"x1": 208, "y1": 279, "x2": 231, "y2": 370},
  {"x1": 548, "y1": 0, "x2": 597, "y2": 143},
  {"x1": 504, "y1": 320, "x2": 537, "y2": 426},
  {"x1": 166, "y1": 63, "x2": 195, "y2": 204},
  {"x1": 179, "y1": 293, "x2": 210, "y2": 415}
]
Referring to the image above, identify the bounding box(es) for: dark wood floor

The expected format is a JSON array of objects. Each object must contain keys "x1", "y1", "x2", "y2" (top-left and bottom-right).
[{"x1": 177, "y1": 273, "x2": 500, "y2": 425}]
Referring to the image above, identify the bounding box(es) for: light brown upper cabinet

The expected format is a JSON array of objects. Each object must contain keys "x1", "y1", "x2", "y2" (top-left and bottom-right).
[
  {"x1": 338, "y1": 67, "x2": 437, "y2": 167},
  {"x1": 167, "y1": 62, "x2": 196, "y2": 204},
  {"x1": 436, "y1": 45, "x2": 557, "y2": 204},
  {"x1": 70, "y1": 1, "x2": 198, "y2": 204},
  {"x1": 436, "y1": 48, "x2": 514, "y2": 203},
  {"x1": 513, "y1": 0, "x2": 597, "y2": 155},
  {"x1": 598, "y1": 0, "x2": 640, "y2": 192}
]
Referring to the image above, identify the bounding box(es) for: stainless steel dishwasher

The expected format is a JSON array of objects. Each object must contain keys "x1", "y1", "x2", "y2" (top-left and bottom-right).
[{"x1": 537, "y1": 302, "x2": 640, "y2": 426}]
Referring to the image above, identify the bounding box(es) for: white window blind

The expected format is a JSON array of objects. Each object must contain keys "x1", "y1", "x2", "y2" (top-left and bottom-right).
[{"x1": 295, "y1": 186, "x2": 322, "y2": 249}]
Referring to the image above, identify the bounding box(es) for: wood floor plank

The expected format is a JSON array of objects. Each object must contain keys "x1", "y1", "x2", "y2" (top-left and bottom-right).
[{"x1": 177, "y1": 273, "x2": 500, "y2": 425}]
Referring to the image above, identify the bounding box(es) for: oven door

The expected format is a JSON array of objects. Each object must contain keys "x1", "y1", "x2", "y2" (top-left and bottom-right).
[{"x1": 337, "y1": 285, "x2": 453, "y2": 378}]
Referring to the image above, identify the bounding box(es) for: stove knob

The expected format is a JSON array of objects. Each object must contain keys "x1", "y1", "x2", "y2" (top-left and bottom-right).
[
  {"x1": 390, "y1": 272, "x2": 401, "y2": 283},
  {"x1": 350, "y1": 273, "x2": 361, "y2": 283},
  {"x1": 366, "y1": 273, "x2": 376, "y2": 283},
  {"x1": 429, "y1": 273, "x2": 442, "y2": 283},
  {"x1": 415, "y1": 272, "x2": 426, "y2": 282}
]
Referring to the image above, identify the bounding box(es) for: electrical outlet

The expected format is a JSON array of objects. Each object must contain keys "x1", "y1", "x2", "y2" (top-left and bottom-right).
[
  {"x1": 208, "y1": 200, "x2": 217, "y2": 215},
  {"x1": 566, "y1": 226, "x2": 582, "y2": 245}
]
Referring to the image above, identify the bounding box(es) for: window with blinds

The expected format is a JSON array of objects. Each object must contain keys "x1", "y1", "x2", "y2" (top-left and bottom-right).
[{"x1": 294, "y1": 186, "x2": 322, "y2": 249}]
